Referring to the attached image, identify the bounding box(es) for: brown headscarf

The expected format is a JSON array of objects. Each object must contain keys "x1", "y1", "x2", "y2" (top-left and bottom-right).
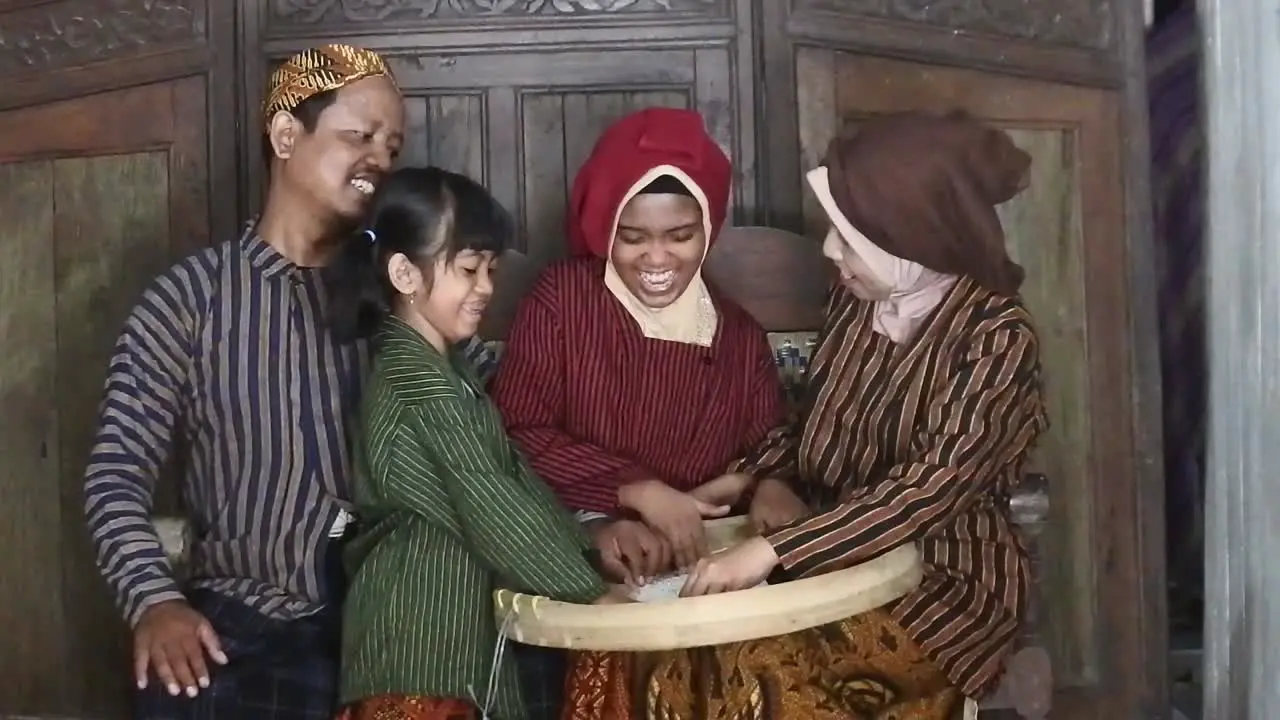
[{"x1": 823, "y1": 110, "x2": 1031, "y2": 295}]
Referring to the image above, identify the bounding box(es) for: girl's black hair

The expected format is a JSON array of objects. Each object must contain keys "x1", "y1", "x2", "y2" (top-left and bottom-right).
[{"x1": 326, "y1": 166, "x2": 514, "y2": 343}]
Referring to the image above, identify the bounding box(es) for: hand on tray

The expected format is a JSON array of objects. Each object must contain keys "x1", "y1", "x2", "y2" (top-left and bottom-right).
[
  {"x1": 618, "y1": 479, "x2": 729, "y2": 569},
  {"x1": 679, "y1": 536, "x2": 780, "y2": 597},
  {"x1": 748, "y1": 478, "x2": 809, "y2": 532},
  {"x1": 587, "y1": 518, "x2": 672, "y2": 586}
]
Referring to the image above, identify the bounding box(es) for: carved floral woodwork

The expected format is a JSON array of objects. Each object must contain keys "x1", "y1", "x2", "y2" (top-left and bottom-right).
[
  {"x1": 270, "y1": 0, "x2": 721, "y2": 25},
  {"x1": 791, "y1": 0, "x2": 1113, "y2": 50},
  {"x1": 0, "y1": 0, "x2": 205, "y2": 76}
]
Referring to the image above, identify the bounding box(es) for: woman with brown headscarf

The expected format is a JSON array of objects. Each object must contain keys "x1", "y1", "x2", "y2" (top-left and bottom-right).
[{"x1": 628, "y1": 111, "x2": 1049, "y2": 719}]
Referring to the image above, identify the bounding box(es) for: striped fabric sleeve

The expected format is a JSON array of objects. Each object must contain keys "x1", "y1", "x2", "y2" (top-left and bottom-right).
[
  {"x1": 766, "y1": 321, "x2": 1047, "y2": 578},
  {"x1": 729, "y1": 422, "x2": 800, "y2": 481},
  {"x1": 401, "y1": 400, "x2": 609, "y2": 603},
  {"x1": 491, "y1": 287, "x2": 647, "y2": 513},
  {"x1": 83, "y1": 273, "x2": 198, "y2": 625}
]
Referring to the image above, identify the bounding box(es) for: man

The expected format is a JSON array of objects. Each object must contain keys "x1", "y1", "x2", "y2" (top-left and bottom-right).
[{"x1": 83, "y1": 44, "x2": 406, "y2": 719}]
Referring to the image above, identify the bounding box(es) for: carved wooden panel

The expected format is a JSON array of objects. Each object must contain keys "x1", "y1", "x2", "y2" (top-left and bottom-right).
[
  {"x1": 266, "y1": 0, "x2": 729, "y2": 33},
  {"x1": 0, "y1": 0, "x2": 207, "y2": 76},
  {"x1": 790, "y1": 0, "x2": 1113, "y2": 50},
  {"x1": 0, "y1": 77, "x2": 209, "y2": 718},
  {"x1": 795, "y1": 50, "x2": 1144, "y2": 717},
  {"x1": 399, "y1": 94, "x2": 487, "y2": 177}
]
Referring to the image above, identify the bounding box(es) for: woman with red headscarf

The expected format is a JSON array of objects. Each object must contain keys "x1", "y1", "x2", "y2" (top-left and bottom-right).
[{"x1": 489, "y1": 108, "x2": 786, "y2": 719}]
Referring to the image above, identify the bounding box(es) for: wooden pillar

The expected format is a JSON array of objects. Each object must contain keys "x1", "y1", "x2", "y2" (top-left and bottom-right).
[{"x1": 1202, "y1": 0, "x2": 1280, "y2": 717}]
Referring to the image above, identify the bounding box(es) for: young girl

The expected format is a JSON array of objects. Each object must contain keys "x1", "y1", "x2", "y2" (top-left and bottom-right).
[{"x1": 326, "y1": 167, "x2": 629, "y2": 720}]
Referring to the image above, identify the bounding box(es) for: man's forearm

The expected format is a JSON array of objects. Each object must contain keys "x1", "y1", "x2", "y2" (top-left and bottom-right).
[{"x1": 86, "y1": 478, "x2": 185, "y2": 624}]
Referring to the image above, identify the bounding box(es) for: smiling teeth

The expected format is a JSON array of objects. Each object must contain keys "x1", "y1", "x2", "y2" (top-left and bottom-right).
[
  {"x1": 351, "y1": 178, "x2": 374, "y2": 195},
  {"x1": 639, "y1": 270, "x2": 675, "y2": 292}
]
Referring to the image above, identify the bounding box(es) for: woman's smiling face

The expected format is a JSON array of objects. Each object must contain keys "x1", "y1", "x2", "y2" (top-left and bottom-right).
[{"x1": 609, "y1": 192, "x2": 707, "y2": 309}]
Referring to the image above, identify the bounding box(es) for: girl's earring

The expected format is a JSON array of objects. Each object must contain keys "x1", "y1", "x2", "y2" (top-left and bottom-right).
[{"x1": 408, "y1": 291, "x2": 416, "y2": 306}]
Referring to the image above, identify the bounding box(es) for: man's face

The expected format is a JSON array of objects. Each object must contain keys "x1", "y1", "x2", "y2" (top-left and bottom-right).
[{"x1": 275, "y1": 75, "x2": 405, "y2": 223}]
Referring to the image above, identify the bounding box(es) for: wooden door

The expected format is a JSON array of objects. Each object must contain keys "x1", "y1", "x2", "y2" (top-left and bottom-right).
[{"x1": 0, "y1": 76, "x2": 211, "y2": 718}]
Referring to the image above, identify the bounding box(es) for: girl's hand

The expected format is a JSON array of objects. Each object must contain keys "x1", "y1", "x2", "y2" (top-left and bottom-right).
[{"x1": 588, "y1": 518, "x2": 671, "y2": 585}]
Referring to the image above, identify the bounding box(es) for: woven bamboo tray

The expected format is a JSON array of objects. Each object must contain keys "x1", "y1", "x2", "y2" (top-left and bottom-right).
[{"x1": 493, "y1": 516, "x2": 922, "y2": 651}]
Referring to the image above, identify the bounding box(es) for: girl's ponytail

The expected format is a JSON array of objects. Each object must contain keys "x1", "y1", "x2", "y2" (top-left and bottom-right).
[{"x1": 326, "y1": 226, "x2": 386, "y2": 343}]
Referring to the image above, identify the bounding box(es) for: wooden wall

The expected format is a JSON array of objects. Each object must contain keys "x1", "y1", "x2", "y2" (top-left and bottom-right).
[
  {"x1": 0, "y1": 1, "x2": 237, "y2": 716},
  {"x1": 0, "y1": 1, "x2": 1165, "y2": 718}
]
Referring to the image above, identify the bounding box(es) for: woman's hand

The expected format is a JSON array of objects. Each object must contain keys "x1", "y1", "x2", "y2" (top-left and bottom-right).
[
  {"x1": 689, "y1": 473, "x2": 753, "y2": 507},
  {"x1": 619, "y1": 480, "x2": 729, "y2": 569},
  {"x1": 587, "y1": 518, "x2": 672, "y2": 585},
  {"x1": 679, "y1": 536, "x2": 779, "y2": 597},
  {"x1": 748, "y1": 478, "x2": 809, "y2": 532}
]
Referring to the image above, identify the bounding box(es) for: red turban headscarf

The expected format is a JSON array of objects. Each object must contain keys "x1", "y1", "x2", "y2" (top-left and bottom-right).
[{"x1": 567, "y1": 108, "x2": 732, "y2": 258}]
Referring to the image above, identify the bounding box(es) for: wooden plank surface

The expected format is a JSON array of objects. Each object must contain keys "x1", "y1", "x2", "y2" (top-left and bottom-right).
[{"x1": 0, "y1": 160, "x2": 62, "y2": 714}]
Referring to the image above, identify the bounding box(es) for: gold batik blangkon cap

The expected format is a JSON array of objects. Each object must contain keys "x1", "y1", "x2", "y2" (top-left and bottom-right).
[{"x1": 262, "y1": 44, "x2": 398, "y2": 131}]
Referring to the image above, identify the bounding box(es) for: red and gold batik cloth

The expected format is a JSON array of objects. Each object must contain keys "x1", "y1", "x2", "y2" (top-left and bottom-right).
[
  {"x1": 562, "y1": 609, "x2": 962, "y2": 720},
  {"x1": 336, "y1": 695, "x2": 476, "y2": 720}
]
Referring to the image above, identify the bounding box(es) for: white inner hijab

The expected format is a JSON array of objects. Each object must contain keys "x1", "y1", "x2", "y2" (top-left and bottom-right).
[
  {"x1": 603, "y1": 165, "x2": 719, "y2": 347},
  {"x1": 807, "y1": 166, "x2": 957, "y2": 343}
]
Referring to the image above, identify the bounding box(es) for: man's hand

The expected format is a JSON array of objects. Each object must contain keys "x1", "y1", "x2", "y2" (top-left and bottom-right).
[
  {"x1": 619, "y1": 480, "x2": 729, "y2": 570},
  {"x1": 133, "y1": 600, "x2": 227, "y2": 697},
  {"x1": 689, "y1": 473, "x2": 753, "y2": 507},
  {"x1": 748, "y1": 477, "x2": 809, "y2": 532},
  {"x1": 586, "y1": 518, "x2": 672, "y2": 585}
]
